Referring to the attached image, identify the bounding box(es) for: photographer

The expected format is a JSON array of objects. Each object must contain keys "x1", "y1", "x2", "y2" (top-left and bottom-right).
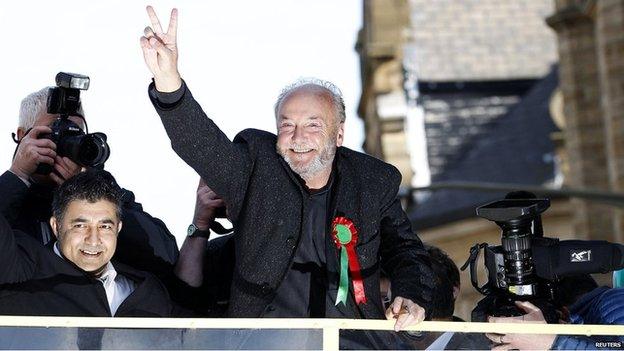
[
  {"x1": 472, "y1": 197, "x2": 624, "y2": 349},
  {"x1": 0, "y1": 86, "x2": 178, "y2": 277},
  {"x1": 486, "y1": 287, "x2": 624, "y2": 350}
]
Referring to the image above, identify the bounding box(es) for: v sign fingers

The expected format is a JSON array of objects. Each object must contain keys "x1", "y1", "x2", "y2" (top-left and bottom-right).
[
  {"x1": 140, "y1": 36, "x2": 161, "y2": 79},
  {"x1": 146, "y1": 5, "x2": 164, "y2": 34},
  {"x1": 167, "y1": 8, "x2": 178, "y2": 40},
  {"x1": 141, "y1": 6, "x2": 182, "y2": 92},
  {"x1": 145, "y1": 7, "x2": 177, "y2": 52}
]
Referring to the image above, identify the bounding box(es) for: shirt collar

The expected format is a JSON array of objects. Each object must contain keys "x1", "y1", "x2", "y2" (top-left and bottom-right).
[
  {"x1": 53, "y1": 241, "x2": 63, "y2": 258},
  {"x1": 97, "y1": 262, "x2": 117, "y2": 284}
]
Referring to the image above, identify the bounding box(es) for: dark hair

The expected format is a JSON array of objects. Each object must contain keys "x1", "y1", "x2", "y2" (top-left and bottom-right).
[
  {"x1": 556, "y1": 274, "x2": 598, "y2": 307},
  {"x1": 425, "y1": 245, "x2": 460, "y2": 319},
  {"x1": 52, "y1": 169, "x2": 123, "y2": 224},
  {"x1": 426, "y1": 245, "x2": 460, "y2": 289}
]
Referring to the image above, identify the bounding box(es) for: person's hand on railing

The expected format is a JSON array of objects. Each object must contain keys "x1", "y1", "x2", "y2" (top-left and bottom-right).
[{"x1": 384, "y1": 296, "x2": 425, "y2": 331}]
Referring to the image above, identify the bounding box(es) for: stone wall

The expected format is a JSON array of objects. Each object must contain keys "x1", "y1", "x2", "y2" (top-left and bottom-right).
[
  {"x1": 596, "y1": 0, "x2": 624, "y2": 242},
  {"x1": 547, "y1": 0, "x2": 624, "y2": 245},
  {"x1": 406, "y1": 0, "x2": 557, "y2": 81}
]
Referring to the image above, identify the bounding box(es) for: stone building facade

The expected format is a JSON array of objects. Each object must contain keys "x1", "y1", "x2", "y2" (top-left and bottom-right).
[
  {"x1": 547, "y1": 0, "x2": 624, "y2": 244},
  {"x1": 357, "y1": 0, "x2": 558, "y2": 189},
  {"x1": 355, "y1": 0, "x2": 624, "y2": 319},
  {"x1": 357, "y1": 0, "x2": 624, "y2": 321}
]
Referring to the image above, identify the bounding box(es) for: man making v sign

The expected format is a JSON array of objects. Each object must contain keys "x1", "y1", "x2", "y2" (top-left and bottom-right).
[{"x1": 139, "y1": 6, "x2": 435, "y2": 334}]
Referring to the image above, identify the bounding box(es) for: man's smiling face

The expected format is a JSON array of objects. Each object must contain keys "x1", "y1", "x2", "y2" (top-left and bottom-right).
[
  {"x1": 51, "y1": 199, "x2": 121, "y2": 276},
  {"x1": 276, "y1": 86, "x2": 344, "y2": 182}
]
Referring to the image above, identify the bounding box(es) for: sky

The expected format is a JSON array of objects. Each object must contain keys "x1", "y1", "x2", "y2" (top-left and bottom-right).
[{"x1": 0, "y1": 0, "x2": 364, "y2": 245}]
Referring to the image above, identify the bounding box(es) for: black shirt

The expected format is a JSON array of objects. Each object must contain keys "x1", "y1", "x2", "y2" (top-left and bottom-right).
[{"x1": 263, "y1": 178, "x2": 353, "y2": 318}]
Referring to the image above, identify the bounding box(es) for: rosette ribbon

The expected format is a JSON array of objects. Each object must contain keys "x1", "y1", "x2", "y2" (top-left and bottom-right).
[{"x1": 332, "y1": 216, "x2": 367, "y2": 306}]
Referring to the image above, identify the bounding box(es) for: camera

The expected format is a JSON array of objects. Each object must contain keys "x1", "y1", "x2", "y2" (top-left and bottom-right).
[
  {"x1": 462, "y1": 193, "x2": 624, "y2": 322},
  {"x1": 36, "y1": 72, "x2": 110, "y2": 174}
]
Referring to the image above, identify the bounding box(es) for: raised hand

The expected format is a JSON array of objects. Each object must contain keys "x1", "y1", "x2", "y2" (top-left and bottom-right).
[
  {"x1": 140, "y1": 6, "x2": 182, "y2": 92},
  {"x1": 193, "y1": 178, "x2": 225, "y2": 231}
]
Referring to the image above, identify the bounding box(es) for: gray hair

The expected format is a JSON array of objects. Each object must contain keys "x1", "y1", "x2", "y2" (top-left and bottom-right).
[
  {"x1": 18, "y1": 87, "x2": 85, "y2": 129},
  {"x1": 274, "y1": 78, "x2": 346, "y2": 124}
]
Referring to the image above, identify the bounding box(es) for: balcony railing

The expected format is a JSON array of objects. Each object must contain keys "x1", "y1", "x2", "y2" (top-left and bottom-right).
[{"x1": 0, "y1": 317, "x2": 622, "y2": 350}]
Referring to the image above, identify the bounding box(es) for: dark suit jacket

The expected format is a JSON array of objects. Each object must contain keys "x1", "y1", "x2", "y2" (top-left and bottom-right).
[
  {"x1": 0, "y1": 170, "x2": 178, "y2": 278},
  {"x1": 0, "y1": 214, "x2": 177, "y2": 317},
  {"x1": 149, "y1": 81, "x2": 435, "y2": 318}
]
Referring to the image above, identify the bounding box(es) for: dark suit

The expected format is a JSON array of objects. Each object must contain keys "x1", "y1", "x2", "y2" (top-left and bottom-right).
[
  {"x1": 149, "y1": 81, "x2": 435, "y2": 318},
  {"x1": 0, "y1": 170, "x2": 178, "y2": 278},
  {"x1": 0, "y1": 214, "x2": 177, "y2": 317}
]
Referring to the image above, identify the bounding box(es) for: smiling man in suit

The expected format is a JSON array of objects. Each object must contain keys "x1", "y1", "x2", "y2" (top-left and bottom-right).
[{"x1": 0, "y1": 170, "x2": 178, "y2": 317}]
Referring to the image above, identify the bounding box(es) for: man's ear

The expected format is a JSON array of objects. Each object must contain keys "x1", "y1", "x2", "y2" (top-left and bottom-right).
[
  {"x1": 50, "y1": 217, "x2": 60, "y2": 239},
  {"x1": 16, "y1": 127, "x2": 26, "y2": 141},
  {"x1": 117, "y1": 221, "x2": 123, "y2": 235},
  {"x1": 335, "y1": 122, "x2": 345, "y2": 147}
]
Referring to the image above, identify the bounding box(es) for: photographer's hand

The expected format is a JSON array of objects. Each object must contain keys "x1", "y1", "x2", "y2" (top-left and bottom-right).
[
  {"x1": 140, "y1": 6, "x2": 182, "y2": 92},
  {"x1": 193, "y1": 178, "x2": 225, "y2": 230},
  {"x1": 49, "y1": 156, "x2": 83, "y2": 186},
  {"x1": 10, "y1": 126, "x2": 56, "y2": 182},
  {"x1": 174, "y1": 178, "x2": 225, "y2": 287},
  {"x1": 486, "y1": 301, "x2": 555, "y2": 350}
]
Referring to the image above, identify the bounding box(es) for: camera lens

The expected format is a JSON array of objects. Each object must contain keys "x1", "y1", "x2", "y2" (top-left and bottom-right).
[
  {"x1": 59, "y1": 132, "x2": 110, "y2": 168},
  {"x1": 77, "y1": 133, "x2": 110, "y2": 167}
]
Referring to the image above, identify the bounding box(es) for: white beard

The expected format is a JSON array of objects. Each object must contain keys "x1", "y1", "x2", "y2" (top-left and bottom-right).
[{"x1": 278, "y1": 137, "x2": 336, "y2": 182}]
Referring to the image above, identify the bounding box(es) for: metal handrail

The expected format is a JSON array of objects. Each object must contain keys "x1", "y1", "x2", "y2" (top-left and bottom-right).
[{"x1": 406, "y1": 181, "x2": 624, "y2": 207}]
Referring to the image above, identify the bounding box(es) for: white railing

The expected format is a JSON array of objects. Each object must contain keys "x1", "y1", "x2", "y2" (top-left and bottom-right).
[{"x1": 0, "y1": 317, "x2": 623, "y2": 350}]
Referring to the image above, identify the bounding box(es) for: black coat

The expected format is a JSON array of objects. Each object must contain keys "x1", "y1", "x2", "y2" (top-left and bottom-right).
[
  {"x1": 0, "y1": 214, "x2": 178, "y2": 317},
  {"x1": 149, "y1": 82, "x2": 435, "y2": 318},
  {"x1": 0, "y1": 170, "x2": 178, "y2": 278}
]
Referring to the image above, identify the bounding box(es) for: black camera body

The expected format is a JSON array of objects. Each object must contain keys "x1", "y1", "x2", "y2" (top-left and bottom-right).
[
  {"x1": 463, "y1": 195, "x2": 624, "y2": 322},
  {"x1": 36, "y1": 72, "x2": 110, "y2": 174}
]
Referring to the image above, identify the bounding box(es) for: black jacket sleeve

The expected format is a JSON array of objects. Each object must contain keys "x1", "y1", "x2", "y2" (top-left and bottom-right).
[
  {"x1": 0, "y1": 171, "x2": 30, "y2": 225},
  {"x1": 113, "y1": 188, "x2": 179, "y2": 278},
  {"x1": 378, "y1": 170, "x2": 435, "y2": 317},
  {"x1": 0, "y1": 214, "x2": 38, "y2": 284},
  {"x1": 148, "y1": 81, "x2": 251, "y2": 222}
]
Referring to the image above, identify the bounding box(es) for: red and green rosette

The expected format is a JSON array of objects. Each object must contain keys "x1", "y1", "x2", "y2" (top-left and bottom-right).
[{"x1": 332, "y1": 216, "x2": 367, "y2": 305}]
